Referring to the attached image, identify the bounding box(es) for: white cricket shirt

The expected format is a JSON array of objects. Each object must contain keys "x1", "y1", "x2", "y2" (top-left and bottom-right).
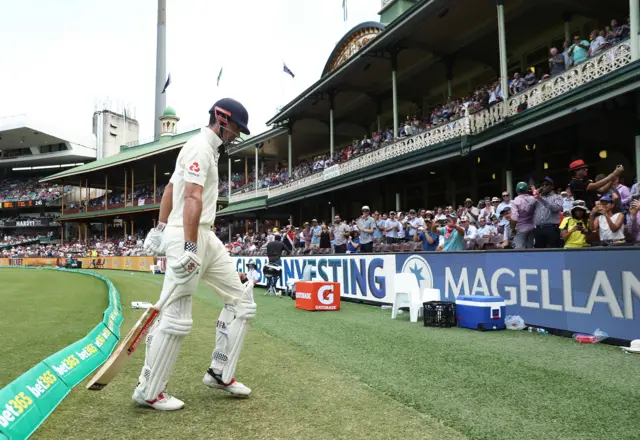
[{"x1": 168, "y1": 127, "x2": 222, "y2": 227}]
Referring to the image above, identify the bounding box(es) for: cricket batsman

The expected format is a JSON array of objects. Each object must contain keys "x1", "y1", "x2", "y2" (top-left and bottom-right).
[{"x1": 132, "y1": 98, "x2": 255, "y2": 411}]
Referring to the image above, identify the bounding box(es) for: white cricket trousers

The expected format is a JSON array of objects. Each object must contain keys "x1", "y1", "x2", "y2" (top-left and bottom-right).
[{"x1": 161, "y1": 225, "x2": 246, "y2": 304}]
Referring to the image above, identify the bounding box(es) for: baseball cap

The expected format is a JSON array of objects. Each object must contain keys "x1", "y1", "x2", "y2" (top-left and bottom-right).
[
  {"x1": 362, "y1": 205, "x2": 370, "y2": 211},
  {"x1": 599, "y1": 195, "x2": 613, "y2": 203},
  {"x1": 209, "y1": 98, "x2": 250, "y2": 135},
  {"x1": 460, "y1": 215, "x2": 469, "y2": 221},
  {"x1": 516, "y1": 182, "x2": 529, "y2": 192},
  {"x1": 541, "y1": 176, "x2": 554, "y2": 185}
]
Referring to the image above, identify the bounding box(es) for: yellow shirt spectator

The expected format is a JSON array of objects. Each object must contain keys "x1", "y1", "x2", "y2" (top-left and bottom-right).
[{"x1": 560, "y1": 217, "x2": 589, "y2": 248}]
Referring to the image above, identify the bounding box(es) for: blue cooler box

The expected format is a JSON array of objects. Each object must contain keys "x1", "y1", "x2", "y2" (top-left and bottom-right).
[{"x1": 455, "y1": 296, "x2": 506, "y2": 331}]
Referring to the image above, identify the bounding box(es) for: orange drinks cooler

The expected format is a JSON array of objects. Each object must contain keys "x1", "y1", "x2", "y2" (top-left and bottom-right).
[{"x1": 295, "y1": 281, "x2": 341, "y2": 311}]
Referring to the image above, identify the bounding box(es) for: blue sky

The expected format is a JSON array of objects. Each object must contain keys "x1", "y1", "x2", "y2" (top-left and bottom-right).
[{"x1": 0, "y1": 0, "x2": 380, "y2": 141}]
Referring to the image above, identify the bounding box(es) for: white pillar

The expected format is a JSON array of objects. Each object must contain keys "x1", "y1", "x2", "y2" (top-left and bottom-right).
[
  {"x1": 377, "y1": 114, "x2": 381, "y2": 132},
  {"x1": 447, "y1": 80, "x2": 453, "y2": 100},
  {"x1": 392, "y1": 69, "x2": 399, "y2": 138},
  {"x1": 496, "y1": 0, "x2": 509, "y2": 102},
  {"x1": 395, "y1": 193, "x2": 401, "y2": 211},
  {"x1": 331, "y1": 206, "x2": 336, "y2": 221},
  {"x1": 228, "y1": 157, "x2": 232, "y2": 201},
  {"x1": 154, "y1": 0, "x2": 167, "y2": 140},
  {"x1": 506, "y1": 170, "x2": 513, "y2": 198},
  {"x1": 631, "y1": 0, "x2": 640, "y2": 61},
  {"x1": 288, "y1": 132, "x2": 292, "y2": 177},
  {"x1": 255, "y1": 147, "x2": 259, "y2": 191},
  {"x1": 564, "y1": 21, "x2": 571, "y2": 43},
  {"x1": 329, "y1": 108, "x2": 334, "y2": 157}
]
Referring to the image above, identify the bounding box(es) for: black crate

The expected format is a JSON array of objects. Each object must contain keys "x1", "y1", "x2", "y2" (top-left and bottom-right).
[{"x1": 423, "y1": 301, "x2": 457, "y2": 328}]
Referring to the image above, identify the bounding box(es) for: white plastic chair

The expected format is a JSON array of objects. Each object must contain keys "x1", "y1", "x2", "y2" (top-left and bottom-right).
[
  {"x1": 391, "y1": 273, "x2": 423, "y2": 323},
  {"x1": 422, "y1": 288, "x2": 441, "y2": 303}
]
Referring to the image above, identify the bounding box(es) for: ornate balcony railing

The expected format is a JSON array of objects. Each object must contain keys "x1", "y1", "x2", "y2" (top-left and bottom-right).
[
  {"x1": 507, "y1": 43, "x2": 632, "y2": 117},
  {"x1": 228, "y1": 41, "x2": 634, "y2": 205}
]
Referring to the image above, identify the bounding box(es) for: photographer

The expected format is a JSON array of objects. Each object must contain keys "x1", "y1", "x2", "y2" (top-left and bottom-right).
[{"x1": 560, "y1": 200, "x2": 590, "y2": 248}]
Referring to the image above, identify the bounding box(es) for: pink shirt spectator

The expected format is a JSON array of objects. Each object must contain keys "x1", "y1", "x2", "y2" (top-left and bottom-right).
[{"x1": 509, "y1": 194, "x2": 537, "y2": 233}]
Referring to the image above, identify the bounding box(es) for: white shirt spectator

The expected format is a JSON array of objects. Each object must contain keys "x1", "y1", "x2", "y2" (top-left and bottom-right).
[{"x1": 385, "y1": 218, "x2": 399, "y2": 238}]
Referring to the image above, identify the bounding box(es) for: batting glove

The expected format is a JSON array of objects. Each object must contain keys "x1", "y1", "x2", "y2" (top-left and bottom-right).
[
  {"x1": 169, "y1": 242, "x2": 201, "y2": 285},
  {"x1": 144, "y1": 222, "x2": 166, "y2": 256}
]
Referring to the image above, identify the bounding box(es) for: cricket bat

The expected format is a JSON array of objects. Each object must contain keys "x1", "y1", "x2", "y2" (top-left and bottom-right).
[{"x1": 86, "y1": 287, "x2": 175, "y2": 391}]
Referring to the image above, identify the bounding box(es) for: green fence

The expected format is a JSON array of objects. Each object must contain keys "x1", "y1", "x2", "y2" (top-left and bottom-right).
[{"x1": 0, "y1": 268, "x2": 123, "y2": 440}]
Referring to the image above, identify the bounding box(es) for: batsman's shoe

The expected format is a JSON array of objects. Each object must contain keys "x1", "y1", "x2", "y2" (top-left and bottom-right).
[
  {"x1": 203, "y1": 368, "x2": 251, "y2": 397},
  {"x1": 132, "y1": 388, "x2": 185, "y2": 411}
]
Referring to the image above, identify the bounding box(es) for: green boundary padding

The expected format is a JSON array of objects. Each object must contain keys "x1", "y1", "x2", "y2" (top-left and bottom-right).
[{"x1": 0, "y1": 267, "x2": 123, "y2": 440}]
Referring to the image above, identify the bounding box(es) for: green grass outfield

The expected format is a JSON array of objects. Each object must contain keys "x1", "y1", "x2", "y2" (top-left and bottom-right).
[{"x1": 1, "y1": 269, "x2": 639, "y2": 440}]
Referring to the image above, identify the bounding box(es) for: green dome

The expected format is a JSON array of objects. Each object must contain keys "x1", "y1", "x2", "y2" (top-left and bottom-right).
[{"x1": 162, "y1": 106, "x2": 177, "y2": 117}]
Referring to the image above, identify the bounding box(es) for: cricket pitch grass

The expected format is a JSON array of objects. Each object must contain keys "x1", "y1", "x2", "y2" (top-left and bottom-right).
[{"x1": 0, "y1": 268, "x2": 639, "y2": 440}]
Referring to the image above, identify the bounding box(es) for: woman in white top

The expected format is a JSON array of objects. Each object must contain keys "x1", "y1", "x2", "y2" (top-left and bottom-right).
[{"x1": 588, "y1": 195, "x2": 625, "y2": 243}]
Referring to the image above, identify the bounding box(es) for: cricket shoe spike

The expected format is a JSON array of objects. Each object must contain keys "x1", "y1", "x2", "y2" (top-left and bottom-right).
[
  {"x1": 132, "y1": 387, "x2": 184, "y2": 411},
  {"x1": 203, "y1": 368, "x2": 251, "y2": 397}
]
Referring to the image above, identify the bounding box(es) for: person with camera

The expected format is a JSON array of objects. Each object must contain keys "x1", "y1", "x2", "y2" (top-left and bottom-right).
[
  {"x1": 560, "y1": 200, "x2": 591, "y2": 248},
  {"x1": 588, "y1": 195, "x2": 626, "y2": 245}
]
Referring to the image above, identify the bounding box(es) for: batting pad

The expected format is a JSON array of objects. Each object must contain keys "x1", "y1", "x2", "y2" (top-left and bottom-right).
[
  {"x1": 210, "y1": 288, "x2": 256, "y2": 384},
  {"x1": 138, "y1": 296, "x2": 193, "y2": 401}
]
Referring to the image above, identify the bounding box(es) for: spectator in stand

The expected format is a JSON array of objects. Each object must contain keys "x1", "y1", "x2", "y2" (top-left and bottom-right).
[
  {"x1": 331, "y1": 215, "x2": 350, "y2": 253},
  {"x1": 414, "y1": 218, "x2": 438, "y2": 251},
  {"x1": 562, "y1": 40, "x2": 574, "y2": 69},
  {"x1": 589, "y1": 29, "x2": 609, "y2": 56},
  {"x1": 588, "y1": 195, "x2": 625, "y2": 245},
  {"x1": 533, "y1": 177, "x2": 563, "y2": 248},
  {"x1": 568, "y1": 35, "x2": 590, "y2": 65},
  {"x1": 432, "y1": 212, "x2": 464, "y2": 251},
  {"x1": 560, "y1": 200, "x2": 591, "y2": 248},
  {"x1": 302, "y1": 221, "x2": 312, "y2": 250},
  {"x1": 568, "y1": 160, "x2": 622, "y2": 209},
  {"x1": 510, "y1": 182, "x2": 537, "y2": 249},
  {"x1": 561, "y1": 188, "x2": 575, "y2": 212},
  {"x1": 629, "y1": 198, "x2": 640, "y2": 244},
  {"x1": 385, "y1": 211, "x2": 400, "y2": 244},
  {"x1": 549, "y1": 47, "x2": 565, "y2": 76},
  {"x1": 319, "y1": 223, "x2": 331, "y2": 249},
  {"x1": 347, "y1": 231, "x2": 360, "y2": 253},
  {"x1": 495, "y1": 206, "x2": 513, "y2": 249},
  {"x1": 310, "y1": 219, "x2": 321, "y2": 249},
  {"x1": 357, "y1": 206, "x2": 375, "y2": 253}
]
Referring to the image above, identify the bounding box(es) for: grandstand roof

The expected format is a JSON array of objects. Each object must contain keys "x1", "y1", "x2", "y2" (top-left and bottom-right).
[
  {"x1": 0, "y1": 113, "x2": 96, "y2": 166},
  {"x1": 40, "y1": 128, "x2": 199, "y2": 182}
]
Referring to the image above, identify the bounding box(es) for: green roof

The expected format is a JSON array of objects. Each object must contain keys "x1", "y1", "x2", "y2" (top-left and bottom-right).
[
  {"x1": 217, "y1": 197, "x2": 266, "y2": 217},
  {"x1": 163, "y1": 106, "x2": 178, "y2": 117},
  {"x1": 41, "y1": 128, "x2": 199, "y2": 182}
]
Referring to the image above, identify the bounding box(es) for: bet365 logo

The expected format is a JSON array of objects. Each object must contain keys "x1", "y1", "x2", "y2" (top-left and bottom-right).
[{"x1": 317, "y1": 285, "x2": 334, "y2": 305}]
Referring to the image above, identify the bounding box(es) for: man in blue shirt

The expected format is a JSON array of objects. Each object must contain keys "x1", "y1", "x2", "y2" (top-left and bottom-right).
[
  {"x1": 310, "y1": 219, "x2": 321, "y2": 249},
  {"x1": 413, "y1": 219, "x2": 438, "y2": 251},
  {"x1": 432, "y1": 213, "x2": 464, "y2": 251}
]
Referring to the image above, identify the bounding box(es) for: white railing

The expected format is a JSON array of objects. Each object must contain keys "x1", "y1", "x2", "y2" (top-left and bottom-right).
[
  {"x1": 228, "y1": 41, "x2": 634, "y2": 205},
  {"x1": 506, "y1": 43, "x2": 632, "y2": 117}
]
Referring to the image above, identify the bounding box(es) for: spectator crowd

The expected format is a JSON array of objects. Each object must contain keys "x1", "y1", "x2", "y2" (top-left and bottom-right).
[
  {"x1": 0, "y1": 177, "x2": 71, "y2": 203},
  {"x1": 226, "y1": 17, "x2": 632, "y2": 196},
  {"x1": 227, "y1": 160, "x2": 639, "y2": 255}
]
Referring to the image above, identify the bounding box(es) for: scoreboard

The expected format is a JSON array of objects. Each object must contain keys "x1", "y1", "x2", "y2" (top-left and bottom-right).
[{"x1": 0, "y1": 200, "x2": 43, "y2": 209}]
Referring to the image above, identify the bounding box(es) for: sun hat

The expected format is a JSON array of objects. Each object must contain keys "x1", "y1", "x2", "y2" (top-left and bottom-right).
[{"x1": 569, "y1": 159, "x2": 588, "y2": 171}]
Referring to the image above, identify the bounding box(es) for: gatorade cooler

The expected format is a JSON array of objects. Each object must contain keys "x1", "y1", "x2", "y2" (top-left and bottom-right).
[{"x1": 455, "y1": 295, "x2": 505, "y2": 331}]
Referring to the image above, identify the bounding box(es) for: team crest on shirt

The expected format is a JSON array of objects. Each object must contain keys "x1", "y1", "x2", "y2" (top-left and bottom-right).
[{"x1": 188, "y1": 161, "x2": 201, "y2": 177}]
